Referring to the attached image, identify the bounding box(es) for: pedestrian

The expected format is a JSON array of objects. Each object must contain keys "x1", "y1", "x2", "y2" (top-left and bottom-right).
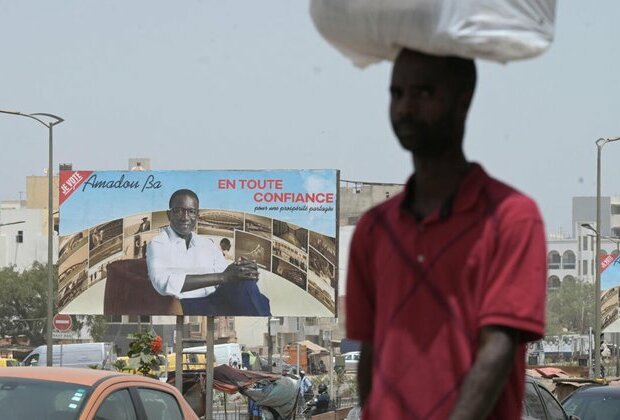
[
  {"x1": 299, "y1": 370, "x2": 313, "y2": 403},
  {"x1": 346, "y1": 49, "x2": 546, "y2": 419}
]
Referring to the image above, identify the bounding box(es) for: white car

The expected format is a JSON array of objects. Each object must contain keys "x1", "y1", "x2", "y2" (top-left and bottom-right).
[{"x1": 342, "y1": 351, "x2": 360, "y2": 372}]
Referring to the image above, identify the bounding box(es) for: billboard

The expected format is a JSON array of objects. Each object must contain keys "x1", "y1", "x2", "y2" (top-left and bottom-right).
[
  {"x1": 58, "y1": 170, "x2": 339, "y2": 317},
  {"x1": 601, "y1": 254, "x2": 620, "y2": 331}
]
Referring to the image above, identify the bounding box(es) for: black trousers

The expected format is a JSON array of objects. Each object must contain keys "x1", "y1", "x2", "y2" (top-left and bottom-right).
[{"x1": 181, "y1": 279, "x2": 271, "y2": 316}]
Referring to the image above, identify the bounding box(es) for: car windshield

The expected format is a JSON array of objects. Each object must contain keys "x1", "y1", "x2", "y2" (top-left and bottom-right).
[
  {"x1": 0, "y1": 377, "x2": 92, "y2": 420},
  {"x1": 563, "y1": 390, "x2": 620, "y2": 420}
]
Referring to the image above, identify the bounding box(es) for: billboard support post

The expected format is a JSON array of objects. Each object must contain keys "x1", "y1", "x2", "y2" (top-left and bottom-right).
[
  {"x1": 267, "y1": 318, "x2": 273, "y2": 373},
  {"x1": 205, "y1": 316, "x2": 215, "y2": 420},
  {"x1": 175, "y1": 315, "x2": 183, "y2": 394}
]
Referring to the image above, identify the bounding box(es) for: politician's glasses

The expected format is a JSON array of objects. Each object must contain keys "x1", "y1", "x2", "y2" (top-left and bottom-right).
[{"x1": 170, "y1": 207, "x2": 198, "y2": 217}]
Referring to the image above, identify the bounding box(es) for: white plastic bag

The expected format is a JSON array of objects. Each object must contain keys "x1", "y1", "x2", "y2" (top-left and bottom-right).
[{"x1": 310, "y1": 0, "x2": 556, "y2": 67}]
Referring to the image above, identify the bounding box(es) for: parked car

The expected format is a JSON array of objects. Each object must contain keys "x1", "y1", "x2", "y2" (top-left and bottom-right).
[
  {"x1": 342, "y1": 351, "x2": 360, "y2": 372},
  {"x1": 21, "y1": 342, "x2": 116, "y2": 369},
  {"x1": 0, "y1": 358, "x2": 18, "y2": 368},
  {"x1": 562, "y1": 384, "x2": 620, "y2": 420},
  {"x1": 183, "y1": 343, "x2": 242, "y2": 367},
  {"x1": 523, "y1": 376, "x2": 578, "y2": 420},
  {"x1": 0, "y1": 366, "x2": 198, "y2": 419}
]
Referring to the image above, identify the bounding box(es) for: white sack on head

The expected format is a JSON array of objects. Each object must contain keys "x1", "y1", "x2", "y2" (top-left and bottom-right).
[{"x1": 310, "y1": 0, "x2": 556, "y2": 67}]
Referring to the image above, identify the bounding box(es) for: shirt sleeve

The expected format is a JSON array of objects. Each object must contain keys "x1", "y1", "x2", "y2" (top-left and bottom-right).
[
  {"x1": 212, "y1": 241, "x2": 229, "y2": 273},
  {"x1": 479, "y1": 214, "x2": 546, "y2": 343},
  {"x1": 146, "y1": 238, "x2": 186, "y2": 298},
  {"x1": 346, "y1": 216, "x2": 376, "y2": 343}
]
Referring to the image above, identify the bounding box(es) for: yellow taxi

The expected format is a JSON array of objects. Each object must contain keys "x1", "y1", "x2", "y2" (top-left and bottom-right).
[{"x1": 0, "y1": 358, "x2": 18, "y2": 368}]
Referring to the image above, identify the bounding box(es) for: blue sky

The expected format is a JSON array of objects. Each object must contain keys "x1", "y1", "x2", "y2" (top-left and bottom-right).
[{"x1": 1, "y1": 1, "x2": 619, "y2": 235}]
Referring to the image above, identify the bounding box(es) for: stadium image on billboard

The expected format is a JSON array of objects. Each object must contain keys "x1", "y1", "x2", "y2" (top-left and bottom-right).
[{"x1": 58, "y1": 170, "x2": 339, "y2": 317}]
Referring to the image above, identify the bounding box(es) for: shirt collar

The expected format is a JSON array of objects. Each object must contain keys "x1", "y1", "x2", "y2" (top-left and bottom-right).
[
  {"x1": 165, "y1": 226, "x2": 197, "y2": 247},
  {"x1": 398, "y1": 162, "x2": 487, "y2": 221}
]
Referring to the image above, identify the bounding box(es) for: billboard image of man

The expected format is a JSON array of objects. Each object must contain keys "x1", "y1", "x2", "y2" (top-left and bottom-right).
[{"x1": 146, "y1": 189, "x2": 271, "y2": 316}]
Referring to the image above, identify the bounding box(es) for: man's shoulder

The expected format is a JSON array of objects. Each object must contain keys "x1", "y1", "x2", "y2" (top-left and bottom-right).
[
  {"x1": 149, "y1": 228, "x2": 170, "y2": 244},
  {"x1": 355, "y1": 192, "x2": 405, "y2": 231},
  {"x1": 482, "y1": 172, "x2": 542, "y2": 223}
]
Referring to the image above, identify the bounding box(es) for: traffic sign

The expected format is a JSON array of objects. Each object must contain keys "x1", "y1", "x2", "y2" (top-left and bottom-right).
[
  {"x1": 53, "y1": 314, "x2": 72, "y2": 331},
  {"x1": 52, "y1": 331, "x2": 77, "y2": 340}
]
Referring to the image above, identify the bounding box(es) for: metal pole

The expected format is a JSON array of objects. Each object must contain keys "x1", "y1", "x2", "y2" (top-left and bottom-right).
[
  {"x1": 175, "y1": 315, "x2": 183, "y2": 393},
  {"x1": 594, "y1": 140, "x2": 602, "y2": 378},
  {"x1": 0, "y1": 110, "x2": 63, "y2": 369},
  {"x1": 328, "y1": 337, "x2": 334, "y2": 404},
  {"x1": 616, "y1": 333, "x2": 620, "y2": 377},
  {"x1": 589, "y1": 327, "x2": 593, "y2": 374},
  {"x1": 267, "y1": 318, "x2": 273, "y2": 373},
  {"x1": 46, "y1": 125, "x2": 54, "y2": 367},
  {"x1": 594, "y1": 137, "x2": 620, "y2": 378},
  {"x1": 205, "y1": 316, "x2": 215, "y2": 420}
]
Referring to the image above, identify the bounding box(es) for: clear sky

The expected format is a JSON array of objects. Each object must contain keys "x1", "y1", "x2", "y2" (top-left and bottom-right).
[{"x1": 1, "y1": 1, "x2": 619, "y2": 235}]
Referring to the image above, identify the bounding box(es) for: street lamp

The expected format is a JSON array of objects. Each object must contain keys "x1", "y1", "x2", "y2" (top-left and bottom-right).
[
  {"x1": 588, "y1": 137, "x2": 620, "y2": 378},
  {"x1": 0, "y1": 109, "x2": 64, "y2": 367},
  {"x1": 583, "y1": 223, "x2": 620, "y2": 377},
  {"x1": 582, "y1": 224, "x2": 620, "y2": 253}
]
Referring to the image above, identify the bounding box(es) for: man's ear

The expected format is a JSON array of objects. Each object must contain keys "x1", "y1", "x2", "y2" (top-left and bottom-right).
[{"x1": 166, "y1": 210, "x2": 171, "y2": 221}]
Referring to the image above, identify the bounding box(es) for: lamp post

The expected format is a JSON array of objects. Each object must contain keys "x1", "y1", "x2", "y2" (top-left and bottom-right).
[
  {"x1": 582, "y1": 229, "x2": 620, "y2": 254},
  {"x1": 0, "y1": 109, "x2": 64, "y2": 367},
  {"x1": 587, "y1": 137, "x2": 620, "y2": 378},
  {"x1": 583, "y1": 224, "x2": 620, "y2": 377}
]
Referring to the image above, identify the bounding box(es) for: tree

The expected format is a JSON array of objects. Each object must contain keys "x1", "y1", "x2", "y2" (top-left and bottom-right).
[
  {"x1": 70, "y1": 315, "x2": 107, "y2": 342},
  {"x1": 85, "y1": 316, "x2": 108, "y2": 342},
  {"x1": 0, "y1": 263, "x2": 56, "y2": 346},
  {"x1": 546, "y1": 278, "x2": 594, "y2": 335}
]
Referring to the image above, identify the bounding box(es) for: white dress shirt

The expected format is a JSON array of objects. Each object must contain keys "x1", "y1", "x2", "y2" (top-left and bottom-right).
[{"x1": 146, "y1": 226, "x2": 229, "y2": 299}]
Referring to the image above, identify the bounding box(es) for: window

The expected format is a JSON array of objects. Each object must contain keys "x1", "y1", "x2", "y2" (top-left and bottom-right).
[
  {"x1": 106, "y1": 315, "x2": 122, "y2": 323},
  {"x1": 537, "y1": 384, "x2": 566, "y2": 420},
  {"x1": 583, "y1": 260, "x2": 588, "y2": 275},
  {"x1": 563, "y1": 275, "x2": 576, "y2": 286},
  {"x1": 127, "y1": 315, "x2": 150, "y2": 324},
  {"x1": 583, "y1": 237, "x2": 588, "y2": 250},
  {"x1": 547, "y1": 251, "x2": 561, "y2": 270},
  {"x1": 135, "y1": 388, "x2": 183, "y2": 420},
  {"x1": 22, "y1": 354, "x2": 39, "y2": 366},
  {"x1": 523, "y1": 382, "x2": 546, "y2": 419},
  {"x1": 0, "y1": 377, "x2": 92, "y2": 419},
  {"x1": 547, "y1": 276, "x2": 561, "y2": 290},
  {"x1": 95, "y1": 389, "x2": 137, "y2": 420},
  {"x1": 562, "y1": 251, "x2": 576, "y2": 269}
]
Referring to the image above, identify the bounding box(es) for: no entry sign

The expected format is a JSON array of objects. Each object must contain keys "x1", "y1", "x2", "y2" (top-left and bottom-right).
[{"x1": 53, "y1": 314, "x2": 72, "y2": 331}]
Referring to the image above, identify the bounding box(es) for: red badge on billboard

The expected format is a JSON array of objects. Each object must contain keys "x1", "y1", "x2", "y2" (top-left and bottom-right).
[
  {"x1": 53, "y1": 314, "x2": 72, "y2": 331},
  {"x1": 59, "y1": 171, "x2": 93, "y2": 205}
]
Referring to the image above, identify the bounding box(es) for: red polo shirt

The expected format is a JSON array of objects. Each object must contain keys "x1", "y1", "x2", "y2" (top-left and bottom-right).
[{"x1": 346, "y1": 164, "x2": 546, "y2": 420}]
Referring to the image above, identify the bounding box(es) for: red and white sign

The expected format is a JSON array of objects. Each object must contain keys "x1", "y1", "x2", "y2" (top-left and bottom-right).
[
  {"x1": 53, "y1": 314, "x2": 72, "y2": 331},
  {"x1": 59, "y1": 171, "x2": 93, "y2": 205}
]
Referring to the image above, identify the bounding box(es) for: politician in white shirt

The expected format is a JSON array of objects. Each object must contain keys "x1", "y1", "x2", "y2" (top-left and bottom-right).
[{"x1": 146, "y1": 189, "x2": 271, "y2": 315}]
